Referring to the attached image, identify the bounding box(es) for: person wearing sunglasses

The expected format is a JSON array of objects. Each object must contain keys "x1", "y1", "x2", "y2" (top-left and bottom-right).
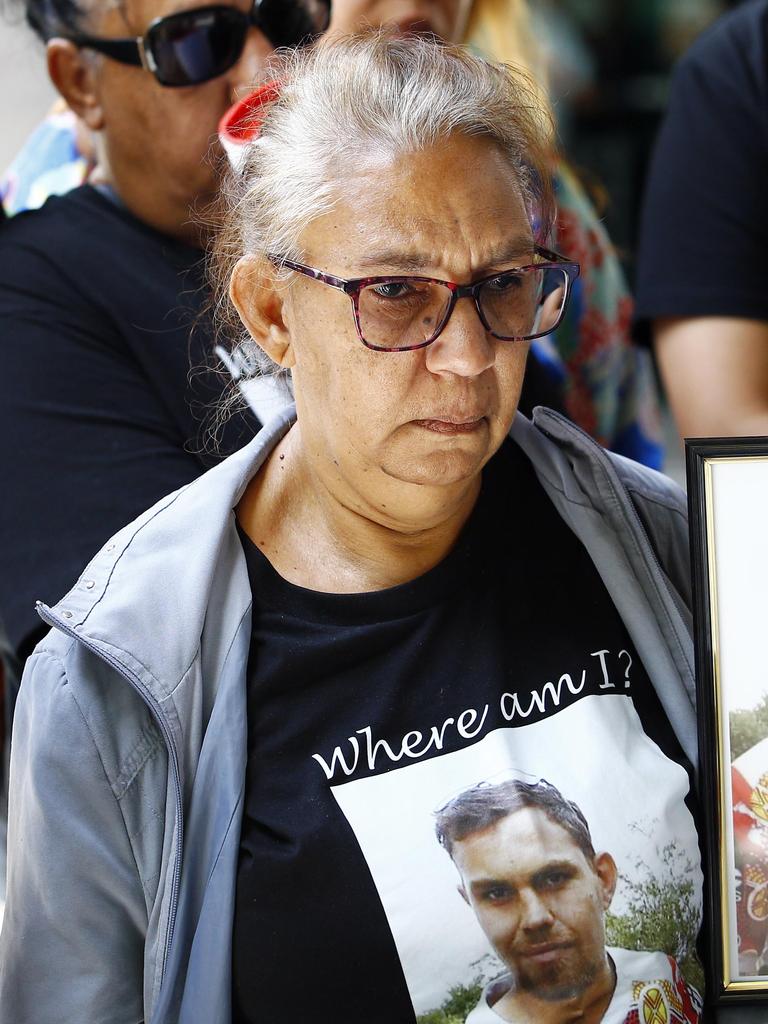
[
  {"x1": 0, "y1": 0, "x2": 327, "y2": 683},
  {"x1": 63, "y1": 0, "x2": 329, "y2": 86},
  {"x1": 1, "y1": 35, "x2": 703, "y2": 1024}
]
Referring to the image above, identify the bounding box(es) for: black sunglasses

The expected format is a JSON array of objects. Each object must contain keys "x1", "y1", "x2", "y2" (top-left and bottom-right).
[{"x1": 67, "y1": 0, "x2": 330, "y2": 87}]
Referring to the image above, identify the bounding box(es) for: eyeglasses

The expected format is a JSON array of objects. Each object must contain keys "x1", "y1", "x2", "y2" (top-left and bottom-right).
[
  {"x1": 67, "y1": 0, "x2": 329, "y2": 87},
  {"x1": 270, "y1": 247, "x2": 580, "y2": 353}
]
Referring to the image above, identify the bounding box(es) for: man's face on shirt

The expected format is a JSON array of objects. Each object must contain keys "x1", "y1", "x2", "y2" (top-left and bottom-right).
[{"x1": 452, "y1": 807, "x2": 617, "y2": 1001}]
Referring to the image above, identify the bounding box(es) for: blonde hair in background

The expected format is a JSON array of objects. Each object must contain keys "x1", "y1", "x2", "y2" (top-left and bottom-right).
[{"x1": 464, "y1": 0, "x2": 553, "y2": 125}]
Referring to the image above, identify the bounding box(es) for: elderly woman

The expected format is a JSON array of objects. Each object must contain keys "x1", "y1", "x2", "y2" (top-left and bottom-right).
[{"x1": 1, "y1": 34, "x2": 701, "y2": 1024}]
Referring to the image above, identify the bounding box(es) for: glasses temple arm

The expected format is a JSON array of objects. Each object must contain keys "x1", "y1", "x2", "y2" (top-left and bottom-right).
[
  {"x1": 533, "y1": 246, "x2": 581, "y2": 282},
  {"x1": 534, "y1": 244, "x2": 566, "y2": 263},
  {"x1": 67, "y1": 33, "x2": 144, "y2": 66},
  {"x1": 272, "y1": 257, "x2": 352, "y2": 292}
]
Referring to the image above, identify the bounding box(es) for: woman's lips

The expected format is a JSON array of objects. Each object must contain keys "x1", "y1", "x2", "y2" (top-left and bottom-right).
[{"x1": 413, "y1": 417, "x2": 485, "y2": 435}]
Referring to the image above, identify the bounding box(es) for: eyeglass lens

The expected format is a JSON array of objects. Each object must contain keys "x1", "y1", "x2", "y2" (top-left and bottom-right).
[{"x1": 357, "y1": 268, "x2": 568, "y2": 350}]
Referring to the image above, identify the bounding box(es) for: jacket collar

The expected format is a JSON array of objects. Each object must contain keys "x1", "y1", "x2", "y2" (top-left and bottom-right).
[
  {"x1": 42, "y1": 405, "x2": 295, "y2": 697},
  {"x1": 40, "y1": 406, "x2": 653, "y2": 705}
]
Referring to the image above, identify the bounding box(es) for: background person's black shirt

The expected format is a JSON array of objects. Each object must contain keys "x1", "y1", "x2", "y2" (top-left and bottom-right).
[
  {"x1": 232, "y1": 440, "x2": 703, "y2": 1023},
  {"x1": 635, "y1": 0, "x2": 768, "y2": 339},
  {"x1": 0, "y1": 185, "x2": 257, "y2": 661}
]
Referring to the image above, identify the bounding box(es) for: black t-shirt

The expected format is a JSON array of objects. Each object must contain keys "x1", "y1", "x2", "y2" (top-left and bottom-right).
[
  {"x1": 232, "y1": 440, "x2": 703, "y2": 1024},
  {"x1": 0, "y1": 186, "x2": 256, "y2": 659},
  {"x1": 634, "y1": 0, "x2": 768, "y2": 340}
]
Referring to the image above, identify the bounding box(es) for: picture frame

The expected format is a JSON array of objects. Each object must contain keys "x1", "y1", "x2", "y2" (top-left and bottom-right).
[{"x1": 687, "y1": 437, "x2": 768, "y2": 1007}]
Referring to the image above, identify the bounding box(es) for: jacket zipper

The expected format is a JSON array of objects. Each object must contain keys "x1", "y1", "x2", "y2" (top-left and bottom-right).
[{"x1": 35, "y1": 602, "x2": 184, "y2": 988}]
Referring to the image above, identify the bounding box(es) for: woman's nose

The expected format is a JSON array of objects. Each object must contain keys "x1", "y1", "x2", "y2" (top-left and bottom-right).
[{"x1": 424, "y1": 296, "x2": 496, "y2": 377}]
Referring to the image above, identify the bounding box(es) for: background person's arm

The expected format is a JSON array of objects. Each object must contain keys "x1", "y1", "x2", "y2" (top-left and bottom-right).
[
  {"x1": 655, "y1": 317, "x2": 768, "y2": 440},
  {"x1": 635, "y1": 6, "x2": 768, "y2": 447}
]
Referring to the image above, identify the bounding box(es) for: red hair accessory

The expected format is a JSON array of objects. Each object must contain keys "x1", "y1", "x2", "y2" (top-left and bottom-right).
[{"x1": 218, "y1": 80, "x2": 283, "y2": 170}]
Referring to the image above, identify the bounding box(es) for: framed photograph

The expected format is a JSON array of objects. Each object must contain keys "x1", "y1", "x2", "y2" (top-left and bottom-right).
[{"x1": 687, "y1": 437, "x2": 768, "y2": 1006}]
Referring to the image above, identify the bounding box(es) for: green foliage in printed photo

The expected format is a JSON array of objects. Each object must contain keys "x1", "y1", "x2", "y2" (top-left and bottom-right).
[
  {"x1": 605, "y1": 837, "x2": 703, "y2": 994},
  {"x1": 731, "y1": 693, "x2": 768, "y2": 762},
  {"x1": 417, "y1": 978, "x2": 484, "y2": 1024}
]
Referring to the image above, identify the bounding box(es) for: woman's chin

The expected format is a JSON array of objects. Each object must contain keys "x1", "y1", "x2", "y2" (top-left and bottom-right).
[{"x1": 380, "y1": 446, "x2": 491, "y2": 489}]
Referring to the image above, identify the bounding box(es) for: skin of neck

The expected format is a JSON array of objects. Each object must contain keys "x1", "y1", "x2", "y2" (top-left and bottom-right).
[
  {"x1": 87, "y1": 124, "x2": 218, "y2": 248},
  {"x1": 237, "y1": 421, "x2": 484, "y2": 594},
  {"x1": 495, "y1": 952, "x2": 616, "y2": 1024},
  {"x1": 94, "y1": 148, "x2": 215, "y2": 247}
]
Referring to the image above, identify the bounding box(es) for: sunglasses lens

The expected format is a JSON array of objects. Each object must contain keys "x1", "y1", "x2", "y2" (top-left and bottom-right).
[
  {"x1": 147, "y1": 7, "x2": 247, "y2": 86},
  {"x1": 255, "y1": 0, "x2": 330, "y2": 48}
]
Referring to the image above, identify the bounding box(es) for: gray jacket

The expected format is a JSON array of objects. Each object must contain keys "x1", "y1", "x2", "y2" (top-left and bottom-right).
[{"x1": 0, "y1": 406, "x2": 702, "y2": 1024}]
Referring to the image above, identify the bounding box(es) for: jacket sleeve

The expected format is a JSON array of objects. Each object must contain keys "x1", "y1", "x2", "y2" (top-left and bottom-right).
[
  {"x1": 0, "y1": 647, "x2": 147, "y2": 1024},
  {"x1": 626, "y1": 476, "x2": 692, "y2": 626}
]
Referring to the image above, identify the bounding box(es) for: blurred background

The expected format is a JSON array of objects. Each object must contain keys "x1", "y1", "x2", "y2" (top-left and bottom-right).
[
  {"x1": 1, "y1": 0, "x2": 53, "y2": 173},
  {"x1": 533, "y1": 0, "x2": 731, "y2": 285},
  {"x1": 1, "y1": 0, "x2": 738, "y2": 276}
]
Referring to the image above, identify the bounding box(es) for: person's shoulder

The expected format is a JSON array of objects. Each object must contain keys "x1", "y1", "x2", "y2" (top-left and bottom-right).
[
  {"x1": 609, "y1": 947, "x2": 703, "y2": 1020},
  {"x1": 0, "y1": 186, "x2": 133, "y2": 286},
  {"x1": 675, "y1": 0, "x2": 768, "y2": 88},
  {"x1": 0, "y1": 184, "x2": 202, "y2": 327},
  {"x1": 607, "y1": 451, "x2": 687, "y2": 519},
  {"x1": 0, "y1": 189, "x2": 120, "y2": 325},
  {"x1": 0, "y1": 185, "x2": 185, "y2": 267},
  {"x1": 516, "y1": 409, "x2": 686, "y2": 517},
  {"x1": 609, "y1": 945, "x2": 677, "y2": 976},
  {"x1": 0, "y1": 185, "x2": 109, "y2": 245},
  {"x1": 17, "y1": 625, "x2": 163, "y2": 772}
]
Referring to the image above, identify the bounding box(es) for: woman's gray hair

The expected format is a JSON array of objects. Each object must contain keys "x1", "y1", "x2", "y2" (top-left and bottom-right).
[{"x1": 209, "y1": 30, "x2": 556, "y2": 402}]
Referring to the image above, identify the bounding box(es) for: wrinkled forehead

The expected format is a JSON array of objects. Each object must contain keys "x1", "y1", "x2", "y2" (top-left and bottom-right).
[{"x1": 299, "y1": 134, "x2": 533, "y2": 272}]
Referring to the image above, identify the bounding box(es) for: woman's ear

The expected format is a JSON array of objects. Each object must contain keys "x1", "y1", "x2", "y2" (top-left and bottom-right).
[
  {"x1": 47, "y1": 39, "x2": 105, "y2": 130},
  {"x1": 230, "y1": 256, "x2": 295, "y2": 368}
]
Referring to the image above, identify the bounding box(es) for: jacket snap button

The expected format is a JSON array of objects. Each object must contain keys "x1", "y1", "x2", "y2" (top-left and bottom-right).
[
  {"x1": 62, "y1": 610, "x2": 72, "y2": 619},
  {"x1": 84, "y1": 580, "x2": 95, "y2": 590}
]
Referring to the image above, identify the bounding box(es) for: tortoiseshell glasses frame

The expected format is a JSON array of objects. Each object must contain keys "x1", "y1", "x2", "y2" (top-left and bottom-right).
[{"x1": 268, "y1": 246, "x2": 580, "y2": 353}]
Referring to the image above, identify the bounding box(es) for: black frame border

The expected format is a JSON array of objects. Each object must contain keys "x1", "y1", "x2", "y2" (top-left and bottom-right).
[{"x1": 686, "y1": 436, "x2": 768, "y2": 1008}]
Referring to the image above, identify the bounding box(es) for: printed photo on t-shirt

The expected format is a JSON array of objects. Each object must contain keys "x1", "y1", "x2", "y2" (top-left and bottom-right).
[{"x1": 322, "y1": 696, "x2": 703, "y2": 1024}]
